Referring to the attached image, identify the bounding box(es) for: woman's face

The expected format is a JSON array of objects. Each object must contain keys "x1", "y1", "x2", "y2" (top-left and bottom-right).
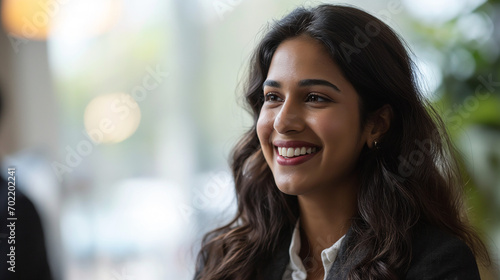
[{"x1": 257, "y1": 35, "x2": 370, "y2": 196}]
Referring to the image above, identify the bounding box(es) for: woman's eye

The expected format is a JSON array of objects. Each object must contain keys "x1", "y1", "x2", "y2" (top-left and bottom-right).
[
  {"x1": 264, "y1": 93, "x2": 283, "y2": 102},
  {"x1": 306, "y1": 94, "x2": 330, "y2": 103}
]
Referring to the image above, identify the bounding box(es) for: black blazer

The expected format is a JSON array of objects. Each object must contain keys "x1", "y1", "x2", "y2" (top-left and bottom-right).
[
  {"x1": 196, "y1": 222, "x2": 481, "y2": 280},
  {"x1": 0, "y1": 177, "x2": 53, "y2": 280},
  {"x1": 260, "y1": 222, "x2": 481, "y2": 280}
]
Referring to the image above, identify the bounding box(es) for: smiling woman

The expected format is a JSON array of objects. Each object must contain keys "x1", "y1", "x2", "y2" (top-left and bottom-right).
[{"x1": 194, "y1": 4, "x2": 491, "y2": 280}]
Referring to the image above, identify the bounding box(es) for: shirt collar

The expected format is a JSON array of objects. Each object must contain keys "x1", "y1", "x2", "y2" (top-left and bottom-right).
[{"x1": 287, "y1": 221, "x2": 346, "y2": 279}]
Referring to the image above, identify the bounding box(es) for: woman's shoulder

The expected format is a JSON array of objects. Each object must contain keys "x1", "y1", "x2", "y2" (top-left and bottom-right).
[{"x1": 406, "y1": 222, "x2": 481, "y2": 280}]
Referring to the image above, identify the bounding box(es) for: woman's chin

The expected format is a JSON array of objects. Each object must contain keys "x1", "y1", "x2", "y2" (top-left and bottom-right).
[{"x1": 275, "y1": 183, "x2": 309, "y2": 196}]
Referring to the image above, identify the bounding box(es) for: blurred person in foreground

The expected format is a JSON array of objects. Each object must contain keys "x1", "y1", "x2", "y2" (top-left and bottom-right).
[
  {"x1": 0, "y1": 86, "x2": 53, "y2": 280},
  {"x1": 195, "y1": 4, "x2": 491, "y2": 280}
]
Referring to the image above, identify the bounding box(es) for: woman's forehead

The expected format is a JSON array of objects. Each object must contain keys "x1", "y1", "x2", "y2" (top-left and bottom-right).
[{"x1": 266, "y1": 36, "x2": 350, "y2": 90}]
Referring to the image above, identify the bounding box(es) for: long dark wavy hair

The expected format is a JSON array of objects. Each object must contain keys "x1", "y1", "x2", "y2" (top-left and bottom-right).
[{"x1": 195, "y1": 4, "x2": 490, "y2": 279}]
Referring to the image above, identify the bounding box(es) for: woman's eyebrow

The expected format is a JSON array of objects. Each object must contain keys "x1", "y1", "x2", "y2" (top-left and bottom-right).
[
  {"x1": 298, "y1": 79, "x2": 340, "y2": 92},
  {"x1": 262, "y1": 79, "x2": 281, "y2": 90},
  {"x1": 262, "y1": 79, "x2": 341, "y2": 92}
]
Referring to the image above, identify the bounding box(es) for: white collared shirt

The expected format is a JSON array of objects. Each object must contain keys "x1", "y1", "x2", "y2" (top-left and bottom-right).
[{"x1": 281, "y1": 222, "x2": 346, "y2": 280}]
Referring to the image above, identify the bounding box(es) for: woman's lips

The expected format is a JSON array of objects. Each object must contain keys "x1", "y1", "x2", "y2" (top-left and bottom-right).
[{"x1": 275, "y1": 146, "x2": 320, "y2": 166}]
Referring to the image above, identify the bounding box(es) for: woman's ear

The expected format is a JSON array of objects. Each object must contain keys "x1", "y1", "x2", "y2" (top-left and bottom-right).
[{"x1": 366, "y1": 104, "x2": 393, "y2": 148}]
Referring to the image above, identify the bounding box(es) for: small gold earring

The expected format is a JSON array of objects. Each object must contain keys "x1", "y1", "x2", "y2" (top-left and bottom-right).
[{"x1": 373, "y1": 140, "x2": 379, "y2": 150}]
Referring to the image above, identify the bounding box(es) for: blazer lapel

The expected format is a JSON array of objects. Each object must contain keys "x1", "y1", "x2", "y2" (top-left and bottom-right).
[
  {"x1": 260, "y1": 228, "x2": 293, "y2": 280},
  {"x1": 326, "y1": 227, "x2": 363, "y2": 280}
]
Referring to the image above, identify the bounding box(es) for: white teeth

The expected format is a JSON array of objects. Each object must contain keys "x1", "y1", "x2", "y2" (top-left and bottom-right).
[{"x1": 277, "y1": 146, "x2": 319, "y2": 158}]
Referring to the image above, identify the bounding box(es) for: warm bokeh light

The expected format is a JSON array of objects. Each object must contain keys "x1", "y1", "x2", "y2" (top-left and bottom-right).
[
  {"x1": 1, "y1": 0, "x2": 57, "y2": 40},
  {"x1": 1, "y1": 0, "x2": 123, "y2": 40},
  {"x1": 84, "y1": 93, "x2": 141, "y2": 144},
  {"x1": 50, "y1": 0, "x2": 123, "y2": 39}
]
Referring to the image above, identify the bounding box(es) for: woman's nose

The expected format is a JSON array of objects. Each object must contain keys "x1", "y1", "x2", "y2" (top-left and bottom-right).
[{"x1": 273, "y1": 100, "x2": 304, "y2": 134}]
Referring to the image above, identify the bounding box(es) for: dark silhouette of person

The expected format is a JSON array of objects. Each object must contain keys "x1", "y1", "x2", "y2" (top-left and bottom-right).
[{"x1": 0, "y1": 87, "x2": 53, "y2": 279}]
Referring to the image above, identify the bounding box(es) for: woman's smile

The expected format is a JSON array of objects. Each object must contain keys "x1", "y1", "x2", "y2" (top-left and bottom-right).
[{"x1": 273, "y1": 140, "x2": 322, "y2": 166}]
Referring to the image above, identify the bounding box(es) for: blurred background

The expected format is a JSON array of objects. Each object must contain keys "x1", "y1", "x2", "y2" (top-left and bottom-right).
[{"x1": 0, "y1": 0, "x2": 498, "y2": 279}]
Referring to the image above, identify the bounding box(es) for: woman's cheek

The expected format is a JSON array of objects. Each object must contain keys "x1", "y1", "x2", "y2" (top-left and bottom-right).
[
  {"x1": 256, "y1": 109, "x2": 275, "y2": 145},
  {"x1": 306, "y1": 112, "x2": 337, "y2": 138}
]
